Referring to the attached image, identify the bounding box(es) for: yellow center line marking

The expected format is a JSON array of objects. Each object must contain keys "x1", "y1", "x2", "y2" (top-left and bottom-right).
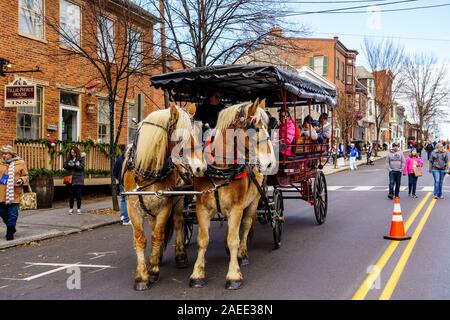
[
  {"x1": 379, "y1": 198, "x2": 438, "y2": 300},
  {"x1": 352, "y1": 192, "x2": 432, "y2": 300}
]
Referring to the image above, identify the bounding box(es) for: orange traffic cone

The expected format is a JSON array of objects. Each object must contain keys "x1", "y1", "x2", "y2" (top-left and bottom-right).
[{"x1": 384, "y1": 197, "x2": 411, "y2": 241}]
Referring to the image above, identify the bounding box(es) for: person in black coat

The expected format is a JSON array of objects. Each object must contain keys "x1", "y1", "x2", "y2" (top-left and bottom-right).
[
  {"x1": 194, "y1": 91, "x2": 227, "y2": 130},
  {"x1": 113, "y1": 149, "x2": 130, "y2": 225},
  {"x1": 63, "y1": 146, "x2": 84, "y2": 214}
]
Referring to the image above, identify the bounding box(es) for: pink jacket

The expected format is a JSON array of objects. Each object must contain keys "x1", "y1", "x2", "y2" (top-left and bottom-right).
[
  {"x1": 278, "y1": 119, "x2": 296, "y2": 156},
  {"x1": 402, "y1": 157, "x2": 423, "y2": 175}
]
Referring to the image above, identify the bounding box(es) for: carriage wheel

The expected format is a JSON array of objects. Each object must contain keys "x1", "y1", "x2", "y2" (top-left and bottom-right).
[
  {"x1": 184, "y1": 218, "x2": 194, "y2": 246},
  {"x1": 272, "y1": 189, "x2": 284, "y2": 249},
  {"x1": 313, "y1": 171, "x2": 328, "y2": 225}
]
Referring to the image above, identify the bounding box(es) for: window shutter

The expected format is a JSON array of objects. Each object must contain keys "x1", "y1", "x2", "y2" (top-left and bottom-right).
[
  {"x1": 323, "y1": 56, "x2": 328, "y2": 76},
  {"x1": 309, "y1": 57, "x2": 314, "y2": 69}
]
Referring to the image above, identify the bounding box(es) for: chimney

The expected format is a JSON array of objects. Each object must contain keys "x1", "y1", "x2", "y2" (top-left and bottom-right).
[{"x1": 269, "y1": 26, "x2": 283, "y2": 38}]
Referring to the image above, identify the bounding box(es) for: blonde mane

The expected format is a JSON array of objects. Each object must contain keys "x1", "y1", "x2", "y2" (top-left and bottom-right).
[
  {"x1": 134, "y1": 107, "x2": 192, "y2": 172},
  {"x1": 215, "y1": 101, "x2": 268, "y2": 131}
]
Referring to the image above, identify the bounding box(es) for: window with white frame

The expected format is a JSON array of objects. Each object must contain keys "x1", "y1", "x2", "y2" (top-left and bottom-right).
[
  {"x1": 311, "y1": 56, "x2": 328, "y2": 76},
  {"x1": 128, "y1": 29, "x2": 142, "y2": 69},
  {"x1": 98, "y1": 99, "x2": 110, "y2": 143},
  {"x1": 60, "y1": 0, "x2": 81, "y2": 48},
  {"x1": 346, "y1": 65, "x2": 353, "y2": 85},
  {"x1": 19, "y1": 0, "x2": 45, "y2": 39},
  {"x1": 97, "y1": 16, "x2": 115, "y2": 61},
  {"x1": 17, "y1": 86, "x2": 43, "y2": 139}
]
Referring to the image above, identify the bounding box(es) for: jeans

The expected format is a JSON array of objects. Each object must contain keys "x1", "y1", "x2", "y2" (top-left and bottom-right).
[
  {"x1": 427, "y1": 151, "x2": 432, "y2": 160},
  {"x1": 408, "y1": 173, "x2": 418, "y2": 195},
  {"x1": 389, "y1": 171, "x2": 402, "y2": 197},
  {"x1": 119, "y1": 185, "x2": 129, "y2": 223},
  {"x1": 0, "y1": 203, "x2": 19, "y2": 227},
  {"x1": 432, "y1": 170, "x2": 446, "y2": 197},
  {"x1": 68, "y1": 185, "x2": 82, "y2": 209}
]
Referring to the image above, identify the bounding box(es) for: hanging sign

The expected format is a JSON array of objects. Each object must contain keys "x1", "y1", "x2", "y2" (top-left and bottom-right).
[{"x1": 4, "y1": 78, "x2": 36, "y2": 107}]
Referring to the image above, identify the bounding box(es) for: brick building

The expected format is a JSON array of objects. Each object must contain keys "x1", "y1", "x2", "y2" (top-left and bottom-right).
[
  {"x1": 238, "y1": 31, "x2": 359, "y2": 141},
  {"x1": 0, "y1": 0, "x2": 161, "y2": 147}
]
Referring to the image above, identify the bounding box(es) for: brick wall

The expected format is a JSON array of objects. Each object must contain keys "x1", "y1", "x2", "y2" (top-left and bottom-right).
[{"x1": 0, "y1": 0, "x2": 163, "y2": 146}]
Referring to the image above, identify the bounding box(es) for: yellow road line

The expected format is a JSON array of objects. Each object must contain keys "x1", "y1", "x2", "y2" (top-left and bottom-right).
[
  {"x1": 379, "y1": 198, "x2": 438, "y2": 300},
  {"x1": 352, "y1": 192, "x2": 432, "y2": 300}
]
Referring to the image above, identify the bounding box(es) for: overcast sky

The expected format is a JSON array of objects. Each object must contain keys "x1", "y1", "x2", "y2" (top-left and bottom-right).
[{"x1": 283, "y1": 0, "x2": 450, "y2": 139}]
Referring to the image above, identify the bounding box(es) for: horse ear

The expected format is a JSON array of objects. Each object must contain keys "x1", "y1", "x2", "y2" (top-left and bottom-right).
[
  {"x1": 186, "y1": 103, "x2": 197, "y2": 116},
  {"x1": 248, "y1": 98, "x2": 260, "y2": 116},
  {"x1": 169, "y1": 104, "x2": 179, "y2": 123},
  {"x1": 258, "y1": 98, "x2": 266, "y2": 110}
]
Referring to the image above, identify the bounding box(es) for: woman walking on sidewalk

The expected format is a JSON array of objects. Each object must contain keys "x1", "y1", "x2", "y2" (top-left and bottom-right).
[
  {"x1": 0, "y1": 145, "x2": 29, "y2": 241},
  {"x1": 63, "y1": 147, "x2": 85, "y2": 214},
  {"x1": 402, "y1": 149, "x2": 423, "y2": 198},
  {"x1": 429, "y1": 143, "x2": 448, "y2": 200}
]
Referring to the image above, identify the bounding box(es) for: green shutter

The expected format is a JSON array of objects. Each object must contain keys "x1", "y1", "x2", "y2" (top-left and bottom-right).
[
  {"x1": 309, "y1": 57, "x2": 314, "y2": 69},
  {"x1": 323, "y1": 56, "x2": 328, "y2": 76}
]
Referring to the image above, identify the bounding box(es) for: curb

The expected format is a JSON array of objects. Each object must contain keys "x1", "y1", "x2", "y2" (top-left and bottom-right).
[
  {"x1": 323, "y1": 154, "x2": 388, "y2": 176},
  {"x1": 0, "y1": 219, "x2": 121, "y2": 250}
]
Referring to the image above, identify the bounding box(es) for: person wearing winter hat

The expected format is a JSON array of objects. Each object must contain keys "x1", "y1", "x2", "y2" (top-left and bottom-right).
[{"x1": 0, "y1": 145, "x2": 29, "y2": 241}]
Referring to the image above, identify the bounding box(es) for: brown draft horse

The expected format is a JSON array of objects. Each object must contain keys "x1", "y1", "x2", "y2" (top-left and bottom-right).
[
  {"x1": 123, "y1": 104, "x2": 206, "y2": 291},
  {"x1": 189, "y1": 99, "x2": 277, "y2": 290}
]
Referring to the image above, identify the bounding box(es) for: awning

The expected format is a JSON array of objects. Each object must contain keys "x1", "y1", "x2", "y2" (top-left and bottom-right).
[{"x1": 150, "y1": 64, "x2": 337, "y2": 107}]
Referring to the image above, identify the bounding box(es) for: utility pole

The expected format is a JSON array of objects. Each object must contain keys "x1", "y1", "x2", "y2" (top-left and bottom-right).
[{"x1": 160, "y1": 0, "x2": 169, "y2": 108}]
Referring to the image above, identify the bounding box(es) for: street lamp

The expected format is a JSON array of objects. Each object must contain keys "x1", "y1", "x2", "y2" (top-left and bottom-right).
[
  {"x1": 0, "y1": 58, "x2": 40, "y2": 76},
  {"x1": 0, "y1": 57, "x2": 12, "y2": 77}
]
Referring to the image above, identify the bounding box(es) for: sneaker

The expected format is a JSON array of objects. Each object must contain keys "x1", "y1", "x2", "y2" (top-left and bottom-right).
[
  {"x1": 69, "y1": 209, "x2": 73, "y2": 215},
  {"x1": 434, "y1": 196, "x2": 439, "y2": 199},
  {"x1": 412, "y1": 194, "x2": 418, "y2": 199},
  {"x1": 440, "y1": 196, "x2": 444, "y2": 199},
  {"x1": 77, "y1": 209, "x2": 81, "y2": 214},
  {"x1": 387, "y1": 194, "x2": 394, "y2": 200},
  {"x1": 122, "y1": 221, "x2": 132, "y2": 226}
]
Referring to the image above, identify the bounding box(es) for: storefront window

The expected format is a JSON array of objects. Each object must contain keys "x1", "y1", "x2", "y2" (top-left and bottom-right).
[
  {"x1": 19, "y1": 0, "x2": 44, "y2": 40},
  {"x1": 17, "y1": 86, "x2": 42, "y2": 139}
]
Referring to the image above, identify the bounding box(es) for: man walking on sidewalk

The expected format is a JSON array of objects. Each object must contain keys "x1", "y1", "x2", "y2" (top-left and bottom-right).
[
  {"x1": 348, "y1": 143, "x2": 358, "y2": 171},
  {"x1": 386, "y1": 142, "x2": 405, "y2": 200}
]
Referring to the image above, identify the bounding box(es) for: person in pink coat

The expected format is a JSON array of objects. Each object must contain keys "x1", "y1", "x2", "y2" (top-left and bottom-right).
[
  {"x1": 402, "y1": 148, "x2": 423, "y2": 198},
  {"x1": 277, "y1": 109, "x2": 296, "y2": 157}
]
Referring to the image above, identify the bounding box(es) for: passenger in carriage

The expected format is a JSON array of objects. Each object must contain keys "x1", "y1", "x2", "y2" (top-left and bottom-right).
[
  {"x1": 277, "y1": 109, "x2": 296, "y2": 156},
  {"x1": 301, "y1": 115, "x2": 318, "y2": 141},
  {"x1": 317, "y1": 113, "x2": 331, "y2": 144}
]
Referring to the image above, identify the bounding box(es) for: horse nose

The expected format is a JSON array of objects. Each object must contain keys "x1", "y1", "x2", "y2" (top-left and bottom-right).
[{"x1": 196, "y1": 167, "x2": 201, "y2": 173}]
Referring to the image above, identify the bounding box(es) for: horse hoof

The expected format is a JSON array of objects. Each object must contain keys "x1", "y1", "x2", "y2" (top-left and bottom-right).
[
  {"x1": 149, "y1": 273, "x2": 159, "y2": 284},
  {"x1": 189, "y1": 278, "x2": 206, "y2": 288},
  {"x1": 134, "y1": 281, "x2": 150, "y2": 291},
  {"x1": 175, "y1": 257, "x2": 188, "y2": 269},
  {"x1": 238, "y1": 258, "x2": 250, "y2": 266},
  {"x1": 225, "y1": 280, "x2": 243, "y2": 290}
]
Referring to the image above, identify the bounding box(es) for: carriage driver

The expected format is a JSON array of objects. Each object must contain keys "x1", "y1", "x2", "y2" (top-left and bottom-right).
[{"x1": 194, "y1": 91, "x2": 227, "y2": 130}]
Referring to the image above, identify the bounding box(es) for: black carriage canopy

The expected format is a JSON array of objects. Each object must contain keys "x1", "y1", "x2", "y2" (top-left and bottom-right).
[{"x1": 150, "y1": 64, "x2": 337, "y2": 107}]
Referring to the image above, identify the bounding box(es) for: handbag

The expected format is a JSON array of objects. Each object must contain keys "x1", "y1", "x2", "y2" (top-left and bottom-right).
[
  {"x1": 413, "y1": 166, "x2": 423, "y2": 177},
  {"x1": 63, "y1": 175, "x2": 73, "y2": 185},
  {"x1": 20, "y1": 184, "x2": 37, "y2": 211}
]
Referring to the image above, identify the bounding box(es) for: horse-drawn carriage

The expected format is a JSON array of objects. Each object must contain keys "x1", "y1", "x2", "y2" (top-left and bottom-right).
[{"x1": 122, "y1": 64, "x2": 337, "y2": 290}]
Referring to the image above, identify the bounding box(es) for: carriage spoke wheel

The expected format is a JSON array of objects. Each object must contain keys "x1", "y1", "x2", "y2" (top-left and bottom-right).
[
  {"x1": 313, "y1": 171, "x2": 328, "y2": 225},
  {"x1": 184, "y1": 218, "x2": 194, "y2": 246},
  {"x1": 271, "y1": 189, "x2": 284, "y2": 249}
]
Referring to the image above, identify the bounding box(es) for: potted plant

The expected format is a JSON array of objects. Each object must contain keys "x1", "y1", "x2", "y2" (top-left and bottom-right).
[{"x1": 29, "y1": 168, "x2": 55, "y2": 209}]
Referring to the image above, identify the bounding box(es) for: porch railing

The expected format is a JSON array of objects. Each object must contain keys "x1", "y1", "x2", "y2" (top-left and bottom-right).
[{"x1": 14, "y1": 143, "x2": 111, "y2": 171}]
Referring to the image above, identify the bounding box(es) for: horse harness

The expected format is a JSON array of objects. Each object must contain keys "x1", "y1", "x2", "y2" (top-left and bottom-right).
[{"x1": 125, "y1": 118, "x2": 179, "y2": 218}]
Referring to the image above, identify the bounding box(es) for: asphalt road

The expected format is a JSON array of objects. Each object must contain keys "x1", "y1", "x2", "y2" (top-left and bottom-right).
[{"x1": 1, "y1": 155, "x2": 449, "y2": 300}]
